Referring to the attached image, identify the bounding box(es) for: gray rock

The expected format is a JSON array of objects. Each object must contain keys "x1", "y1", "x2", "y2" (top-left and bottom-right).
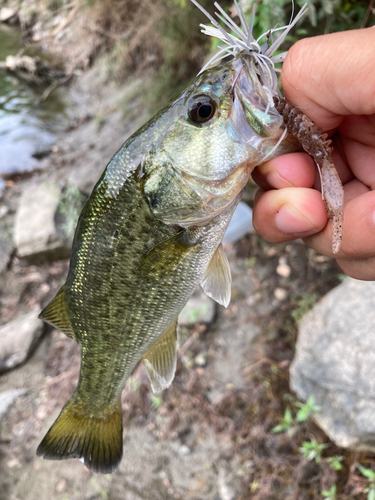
[
  {"x1": 54, "y1": 182, "x2": 86, "y2": 242},
  {"x1": 222, "y1": 201, "x2": 254, "y2": 245},
  {"x1": 0, "y1": 389, "x2": 27, "y2": 419},
  {"x1": 0, "y1": 312, "x2": 45, "y2": 372},
  {"x1": 0, "y1": 220, "x2": 13, "y2": 274},
  {"x1": 218, "y1": 467, "x2": 236, "y2": 500},
  {"x1": 14, "y1": 183, "x2": 71, "y2": 263},
  {"x1": 0, "y1": 7, "x2": 17, "y2": 23},
  {"x1": 290, "y1": 278, "x2": 375, "y2": 452},
  {"x1": 0, "y1": 205, "x2": 9, "y2": 218},
  {"x1": 179, "y1": 290, "x2": 216, "y2": 325}
]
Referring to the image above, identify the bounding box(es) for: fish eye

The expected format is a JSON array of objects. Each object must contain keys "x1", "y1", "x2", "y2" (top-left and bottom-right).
[{"x1": 187, "y1": 95, "x2": 217, "y2": 124}]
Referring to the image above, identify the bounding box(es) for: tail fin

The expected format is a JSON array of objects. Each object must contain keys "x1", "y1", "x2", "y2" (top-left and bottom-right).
[{"x1": 36, "y1": 397, "x2": 123, "y2": 474}]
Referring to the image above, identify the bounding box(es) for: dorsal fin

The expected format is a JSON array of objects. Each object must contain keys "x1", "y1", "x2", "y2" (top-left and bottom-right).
[
  {"x1": 39, "y1": 285, "x2": 78, "y2": 342},
  {"x1": 142, "y1": 318, "x2": 178, "y2": 393},
  {"x1": 201, "y1": 243, "x2": 231, "y2": 308}
]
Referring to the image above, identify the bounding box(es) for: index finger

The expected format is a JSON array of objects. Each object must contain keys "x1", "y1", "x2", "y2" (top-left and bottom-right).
[{"x1": 281, "y1": 27, "x2": 375, "y2": 130}]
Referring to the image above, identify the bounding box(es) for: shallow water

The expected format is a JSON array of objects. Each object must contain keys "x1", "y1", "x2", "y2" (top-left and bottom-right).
[{"x1": 0, "y1": 24, "x2": 67, "y2": 191}]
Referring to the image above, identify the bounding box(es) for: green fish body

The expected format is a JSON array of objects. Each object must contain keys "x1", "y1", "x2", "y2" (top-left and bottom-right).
[{"x1": 37, "y1": 58, "x2": 299, "y2": 472}]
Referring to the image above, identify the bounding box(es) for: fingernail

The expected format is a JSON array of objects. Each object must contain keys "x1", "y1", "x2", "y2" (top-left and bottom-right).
[
  {"x1": 275, "y1": 204, "x2": 316, "y2": 234},
  {"x1": 266, "y1": 170, "x2": 293, "y2": 188}
]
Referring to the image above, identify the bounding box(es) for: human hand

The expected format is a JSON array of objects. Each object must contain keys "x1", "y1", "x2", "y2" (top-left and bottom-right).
[{"x1": 252, "y1": 27, "x2": 375, "y2": 280}]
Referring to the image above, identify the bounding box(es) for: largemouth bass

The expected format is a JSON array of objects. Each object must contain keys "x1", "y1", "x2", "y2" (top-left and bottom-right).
[{"x1": 37, "y1": 1, "x2": 342, "y2": 473}]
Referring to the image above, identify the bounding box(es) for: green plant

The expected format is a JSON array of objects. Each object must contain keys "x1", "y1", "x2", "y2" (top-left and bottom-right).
[
  {"x1": 47, "y1": 0, "x2": 68, "y2": 12},
  {"x1": 129, "y1": 377, "x2": 140, "y2": 394},
  {"x1": 250, "y1": 481, "x2": 259, "y2": 493},
  {"x1": 272, "y1": 407, "x2": 295, "y2": 435},
  {"x1": 272, "y1": 395, "x2": 321, "y2": 435},
  {"x1": 270, "y1": 364, "x2": 279, "y2": 375},
  {"x1": 94, "y1": 113, "x2": 107, "y2": 131},
  {"x1": 90, "y1": 476, "x2": 109, "y2": 500},
  {"x1": 299, "y1": 436, "x2": 328, "y2": 463},
  {"x1": 295, "y1": 395, "x2": 321, "y2": 423},
  {"x1": 336, "y1": 273, "x2": 347, "y2": 281},
  {"x1": 291, "y1": 292, "x2": 319, "y2": 325},
  {"x1": 151, "y1": 395, "x2": 163, "y2": 409},
  {"x1": 240, "y1": 0, "x2": 373, "y2": 43},
  {"x1": 357, "y1": 463, "x2": 375, "y2": 500},
  {"x1": 321, "y1": 483, "x2": 337, "y2": 499},
  {"x1": 188, "y1": 304, "x2": 208, "y2": 323},
  {"x1": 325, "y1": 455, "x2": 344, "y2": 471},
  {"x1": 173, "y1": 0, "x2": 187, "y2": 7},
  {"x1": 244, "y1": 257, "x2": 257, "y2": 268}
]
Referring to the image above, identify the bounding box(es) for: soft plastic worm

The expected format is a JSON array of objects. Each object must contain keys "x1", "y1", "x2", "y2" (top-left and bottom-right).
[{"x1": 273, "y1": 96, "x2": 343, "y2": 254}]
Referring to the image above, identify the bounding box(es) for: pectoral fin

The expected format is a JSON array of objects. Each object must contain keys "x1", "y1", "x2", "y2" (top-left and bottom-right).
[
  {"x1": 142, "y1": 318, "x2": 178, "y2": 393},
  {"x1": 39, "y1": 285, "x2": 78, "y2": 342},
  {"x1": 138, "y1": 231, "x2": 196, "y2": 278},
  {"x1": 201, "y1": 243, "x2": 231, "y2": 308}
]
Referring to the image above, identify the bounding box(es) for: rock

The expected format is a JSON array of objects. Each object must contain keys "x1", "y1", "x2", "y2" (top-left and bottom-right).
[
  {"x1": 274, "y1": 287, "x2": 288, "y2": 301},
  {"x1": 179, "y1": 290, "x2": 216, "y2": 325},
  {"x1": 194, "y1": 352, "x2": 207, "y2": 367},
  {"x1": 276, "y1": 257, "x2": 291, "y2": 278},
  {"x1": 14, "y1": 183, "x2": 72, "y2": 263},
  {"x1": 0, "y1": 220, "x2": 13, "y2": 274},
  {"x1": 4, "y1": 55, "x2": 62, "y2": 85},
  {"x1": 179, "y1": 445, "x2": 191, "y2": 455},
  {"x1": 55, "y1": 479, "x2": 67, "y2": 493},
  {"x1": 276, "y1": 264, "x2": 291, "y2": 277},
  {"x1": 0, "y1": 312, "x2": 45, "y2": 372},
  {"x1": 0, "y1": 8, "x2": 17, "y2": 23},
  {"x1": 0, "y1": 389, "x2": 27, "y2": 419},
  {"x1": 290, "y1": 278, "x2": 375, "y2": 452},
  {"x1": 54, "y1": 182, "x2": 87, "y2": 242},
  {"x1": 0, "y1": 206, "x2": 9, "y2": 218},
  {"x1": 222, "y1": 201, "x2": 254, "y2": 245},
  {"x1": 218, "y1": 467, "x2": 236, "y2": 500}
]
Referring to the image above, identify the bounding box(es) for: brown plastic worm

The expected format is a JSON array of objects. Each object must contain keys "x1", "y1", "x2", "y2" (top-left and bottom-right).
[{"x1": 273, "y1": 96, "x2": 344, "y2": 254}]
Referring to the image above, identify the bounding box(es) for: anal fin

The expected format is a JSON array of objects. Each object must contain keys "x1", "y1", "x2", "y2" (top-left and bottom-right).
[
  {"x1": 201, "y1": 243, "x2": 231, "y2": 308},
  {"x1": 39, "y1": 285, "x2": 78, "y2": 342},
  {"x1": 142, "y1": 318, "x2": 178, "y2": 393}
]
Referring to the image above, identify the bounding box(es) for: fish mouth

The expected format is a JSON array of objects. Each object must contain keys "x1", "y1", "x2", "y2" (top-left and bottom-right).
[
  {"x1": 230, "y1": 57, "x2": 283, "y2": 139},
  {"x1": 229, "y1": 56, "x2": 300, "y2": 158}
]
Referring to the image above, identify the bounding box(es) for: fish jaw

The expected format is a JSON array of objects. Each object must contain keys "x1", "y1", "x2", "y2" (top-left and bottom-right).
[{"x1": 229, "y1": 55, "x2": 301, "y2": 162}]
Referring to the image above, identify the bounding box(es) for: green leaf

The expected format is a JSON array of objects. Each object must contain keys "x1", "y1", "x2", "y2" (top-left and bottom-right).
[
  {"x1": 357, "y1": 463, "x2": 375, "y2": 480},
  {"x1": 321, "y1": 483, "x2": 337, "y2": 499},
  {"x1": 151, "y1": 395, "x2": 163, "y2": 410},
  {"x1": 295, "y1": 395, "x2": 321, "y2": 423},
  {"x1": 299, "y1": 436, "x2": 328, "y2": 463},
  {"x1": 325, "y1": 455, "x2": 344, "y2": 471},
  {"x1": 271, "y1": 407, "x2": 295, "y2": 435}
]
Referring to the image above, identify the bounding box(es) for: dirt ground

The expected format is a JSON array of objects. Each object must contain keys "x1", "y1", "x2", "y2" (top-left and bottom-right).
[
  {"x1": 2, "y1": 230, "x2": 375, "y2": 499},
  {"x1": 0, "y1": 231, "x2": 373, "y2": 500}
]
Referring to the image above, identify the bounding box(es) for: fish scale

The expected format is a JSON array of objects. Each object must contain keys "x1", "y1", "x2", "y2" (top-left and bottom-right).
[{"x1": 67, "y1": 160, "x2": 235, "y2": 406}]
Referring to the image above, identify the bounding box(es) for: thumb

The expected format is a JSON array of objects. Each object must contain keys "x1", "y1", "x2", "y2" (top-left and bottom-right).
[{"x1": 281, "y1": 27, "x2": 375, "y2": 130}]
